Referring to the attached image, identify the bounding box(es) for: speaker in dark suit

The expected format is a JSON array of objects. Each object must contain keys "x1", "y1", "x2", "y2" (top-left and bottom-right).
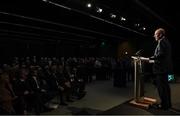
[{"x1": 150, "y1": 28, "x2": 173, "y2": 110}]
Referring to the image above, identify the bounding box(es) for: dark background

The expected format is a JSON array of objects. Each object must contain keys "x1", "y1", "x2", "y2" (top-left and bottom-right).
[{"x1": 0, "y1": 0, "x2": 179, "y2": 74}]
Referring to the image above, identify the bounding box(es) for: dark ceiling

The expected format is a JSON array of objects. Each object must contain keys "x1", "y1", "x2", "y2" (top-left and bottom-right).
[{"x1": 0, "y1": 0, "x2": 179, "y2": 45}]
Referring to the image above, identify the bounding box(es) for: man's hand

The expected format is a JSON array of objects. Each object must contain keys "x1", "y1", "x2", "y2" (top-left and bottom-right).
[
  {"x1": 149, "y1": 60, "x2": 155, "y2": 63},
  {"x1": 24, "y1": 91, "x2": 29, "y2": 95}
]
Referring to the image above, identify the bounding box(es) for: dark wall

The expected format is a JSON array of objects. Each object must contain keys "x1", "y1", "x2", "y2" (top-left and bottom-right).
[
  {"x1": 1, "y1": 35, "x2": 178, "y2": 76},
  {"x1": 0, "y1": 37, "x2": 118, "y2": 63},
  {"x1": 116, "y1": 38, "x2": 155, "y2": 58}
]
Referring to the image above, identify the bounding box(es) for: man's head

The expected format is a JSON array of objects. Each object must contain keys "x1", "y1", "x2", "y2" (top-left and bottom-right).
[{"x1": 154, "y1": 28, "x2": 166, "y2": 41}]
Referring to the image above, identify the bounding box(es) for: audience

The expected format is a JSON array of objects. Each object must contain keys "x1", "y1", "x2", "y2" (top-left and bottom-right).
[{"x1": 0, "y1": 56, "x2": 132, "y2": 115}]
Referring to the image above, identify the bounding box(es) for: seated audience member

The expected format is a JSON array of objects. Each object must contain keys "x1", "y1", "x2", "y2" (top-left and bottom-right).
[{"x1": 0, "y1": 71, "x2": 17, "y2": 114}]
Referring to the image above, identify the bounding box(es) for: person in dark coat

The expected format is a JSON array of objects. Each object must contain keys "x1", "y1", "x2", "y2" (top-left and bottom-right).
[
  {"x1": 150, "y1": 28, "x2": 173, "y2": 110},
  {"x1": 0, "y1": 72, "x2": 16, "y2": 114}
]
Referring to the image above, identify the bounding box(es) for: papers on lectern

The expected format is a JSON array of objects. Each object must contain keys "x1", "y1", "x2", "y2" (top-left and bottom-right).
[{"x1": 131, "y1": 56, "x2": 154, "y2": 63}]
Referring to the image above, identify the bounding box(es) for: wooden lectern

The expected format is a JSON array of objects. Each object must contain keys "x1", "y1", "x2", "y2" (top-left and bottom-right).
[{"x1": 130, "y1": 56, "x2": 157, "y2": 109}]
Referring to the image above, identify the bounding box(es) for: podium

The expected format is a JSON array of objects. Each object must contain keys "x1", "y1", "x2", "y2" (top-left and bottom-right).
[{"x1": 130, "y1": 56, "x2": 157, "y2": 109}]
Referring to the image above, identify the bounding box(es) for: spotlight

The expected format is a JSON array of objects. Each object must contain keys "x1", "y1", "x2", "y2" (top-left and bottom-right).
[
  {"x1": 143, "y1": 27, "x2": 146, "y2": 30},
  {"x1": 110, "y1": 13, "x2": 116, "y2": 18},
  {"x1": 86, "y1": 3, "x2": 92, "y2": 8},
  {"x1": 120, "y1": 17, "x2": 126, "y2": 21},
  {"x1": 42, "y1": 0, "x2": 48, "y2": 2},
  {"x1": 134, "y1": 23, "x2": 140, "y2": 27},
  {"x1": 97, "y1": 7, "x2": 103, "y2": 13}
]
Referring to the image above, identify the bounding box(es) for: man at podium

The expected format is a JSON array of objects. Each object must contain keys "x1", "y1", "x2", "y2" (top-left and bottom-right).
[{"x1": 150, "y1": 28, "x2": 173, "y2": 110}]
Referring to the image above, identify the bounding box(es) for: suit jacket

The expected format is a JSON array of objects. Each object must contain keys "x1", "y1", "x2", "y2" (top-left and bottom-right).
[
  {"x1": 151, "y1": 37, "x2": 173, "y2": 74},
  {"x1": 27, "y1": 76, "x2": 42, "y2": 92},
  {"x1": 13, "y1": 79, "x2": 31, "y2": 96}
]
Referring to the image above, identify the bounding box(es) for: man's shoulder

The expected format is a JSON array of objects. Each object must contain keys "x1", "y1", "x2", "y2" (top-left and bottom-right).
[{"x1": 160, "y1": 37, "x2": 170, "y2": 45}]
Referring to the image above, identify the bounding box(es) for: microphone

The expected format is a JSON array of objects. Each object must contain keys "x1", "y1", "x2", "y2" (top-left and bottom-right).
[{"x1": 135, "y1": 49, "x2": 143, "y2": 56}]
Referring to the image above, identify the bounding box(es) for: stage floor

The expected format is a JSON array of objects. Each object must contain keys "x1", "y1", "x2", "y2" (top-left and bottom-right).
[
  {"x1": 100, "y1": 99, "x2": 180, "y2": 115},
  {"x1": 42, "y1": 77, "x2": 180, "y2": 115}
]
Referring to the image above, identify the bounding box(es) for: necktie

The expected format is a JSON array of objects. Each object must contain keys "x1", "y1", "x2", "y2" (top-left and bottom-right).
[{"x1": 154, "y1": 42, "x2": 160, "y2": 56}]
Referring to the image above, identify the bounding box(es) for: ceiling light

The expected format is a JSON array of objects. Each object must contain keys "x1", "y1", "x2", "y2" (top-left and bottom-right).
[
  {"x1": 143, "y1": 27, "x2": 146, "y2": 30},
  {"x1": 42, "y1": 0, "x2": 48, "y2": 2},
  {"x1": 135, "y1": 23, "x2": 140, "y2": 27},
  {"x1": 110, "y1": 13, "x2": 116, "y2": 18},
  {"x1": 97, "y1": 8, "x2": 103, "y2": 13},
  {"x1": 87, "y1": 3, "x2": 92, "y2": 8},
  {"x1": 120, "y1": 17, "x2": 126, "y2": 21}
]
